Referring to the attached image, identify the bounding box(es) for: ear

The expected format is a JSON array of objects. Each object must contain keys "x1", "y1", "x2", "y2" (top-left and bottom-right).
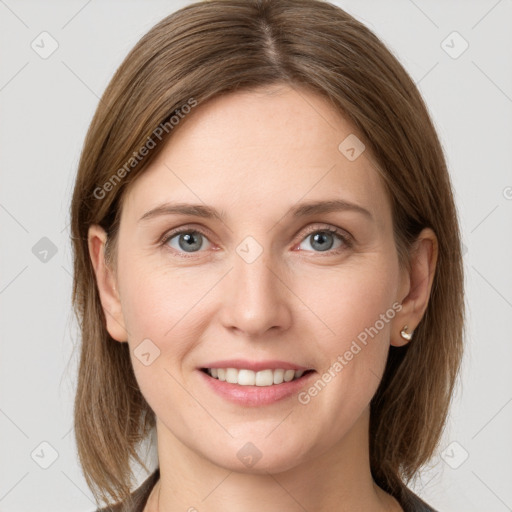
[
  {"x1": 392, "y1": 227, "x2": 438, "y2": 347},
  {"x1": 88, "y1": 224, "x2": 128, "y2": 342}
]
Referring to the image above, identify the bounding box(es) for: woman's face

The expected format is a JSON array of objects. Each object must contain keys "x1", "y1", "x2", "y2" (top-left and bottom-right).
[{"x1": 95, "y1": 84, "x2": 414, "y2": 473}]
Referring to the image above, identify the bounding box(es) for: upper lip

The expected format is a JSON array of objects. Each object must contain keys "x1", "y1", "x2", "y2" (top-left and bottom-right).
[{"x1": 200, "y1": 359, "x2": 313, "y2": 372}]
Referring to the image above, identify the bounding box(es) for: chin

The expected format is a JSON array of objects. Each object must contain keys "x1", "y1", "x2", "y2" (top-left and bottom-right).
[{"x1": 204, "y1": 437, "x2": 314, "y2": 475}]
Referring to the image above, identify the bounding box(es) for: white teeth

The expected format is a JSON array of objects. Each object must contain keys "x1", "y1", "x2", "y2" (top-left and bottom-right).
[
  {"x1": 284, "y1": 369, "x2": 295, "y2": 382},
  {"x1": 273, "y1": 369, "x2": 284, "y2": 384},
  {"x1": 225, "y1": 368, "x2": 238, "y2": 384},
  {"x1": 239, "y1": 369, "x2": 257, "y2": 386},
  {"x1": 205, "y1": 368, "x2": 308, "y2": 386}
]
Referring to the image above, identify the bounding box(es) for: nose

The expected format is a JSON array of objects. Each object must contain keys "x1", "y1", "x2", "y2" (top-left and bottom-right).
[{"x1": 218, "y1": 247, "x2": 293, "y2": 337}]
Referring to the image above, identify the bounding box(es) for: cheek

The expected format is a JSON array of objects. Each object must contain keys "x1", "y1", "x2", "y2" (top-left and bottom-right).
[
  {"x1": 119, "y1": 260, "x2": 216, "y2": 361},
  {"x1": 299, "y1": 259, "x2": 398, "y2": 347},
  {"x1": 293, "y1": 260, "x2": 399, "y2": 410},
  {"x1": 115, "y1": 248, "x2": 400, "y2": 463},
  {"x1": 120, "y1": 245, "x2": 399, "y2": 396},
  {"x1": 118, "y1": 264, "x2": 210, "y2": 419},
  {"x1": 120, "y1": 250, "x2": 399, "y2": 369}
]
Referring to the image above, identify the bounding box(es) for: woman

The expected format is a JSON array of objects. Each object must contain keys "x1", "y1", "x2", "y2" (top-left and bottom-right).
[{"x1": 70, "y1": 1, "x2": 464, "y2": 511}]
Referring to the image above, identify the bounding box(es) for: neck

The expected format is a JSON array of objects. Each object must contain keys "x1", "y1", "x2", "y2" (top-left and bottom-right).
[{"x1": 146, "y1": 407, "x2": 401, "y2": 512}]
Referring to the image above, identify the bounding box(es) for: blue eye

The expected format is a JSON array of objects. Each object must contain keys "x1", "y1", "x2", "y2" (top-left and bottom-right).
[
  {"x1": 161, "y1": 225, "x2": 351, "y2": 256},
  {"x1": 164, "y1": 230, "x2": 211, "y2": 253},
  {"x1": 298, "y1": 228, "x2": 347, "y2": 253}
]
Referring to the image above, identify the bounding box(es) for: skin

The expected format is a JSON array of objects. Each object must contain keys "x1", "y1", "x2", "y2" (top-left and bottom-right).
[{"x1": 89, "y1": 84, "x2": 438, "y2": 512}]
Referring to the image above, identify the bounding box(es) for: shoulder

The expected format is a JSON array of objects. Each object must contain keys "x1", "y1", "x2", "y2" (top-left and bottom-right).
[{"x1": 94, "y1": 468, "x2": 160, "y2": 512}]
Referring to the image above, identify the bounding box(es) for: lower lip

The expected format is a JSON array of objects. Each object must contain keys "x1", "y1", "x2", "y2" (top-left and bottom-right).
[{"x1": 198, "y1": 369, "x2": 316, "y2": 407}]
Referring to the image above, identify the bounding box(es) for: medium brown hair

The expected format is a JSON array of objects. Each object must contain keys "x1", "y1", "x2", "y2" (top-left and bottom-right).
[{"x1": 70, "y1": 0, "x2": 464, "y2": 507}]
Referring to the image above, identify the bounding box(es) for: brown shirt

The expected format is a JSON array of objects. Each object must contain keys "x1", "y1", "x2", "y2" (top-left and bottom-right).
[{"x1": 95, "y1": 468, "x2": 438, "y2": 512}]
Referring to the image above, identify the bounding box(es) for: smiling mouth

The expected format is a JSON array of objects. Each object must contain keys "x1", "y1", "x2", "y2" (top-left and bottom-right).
[{"x1": 200, "y1": 367, "x2": 315, "y2": 387}]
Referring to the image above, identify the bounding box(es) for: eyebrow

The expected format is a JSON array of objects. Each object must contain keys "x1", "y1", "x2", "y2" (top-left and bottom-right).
[{"x1": 138, "y1": 199, "x2": 373, "y2": 223}]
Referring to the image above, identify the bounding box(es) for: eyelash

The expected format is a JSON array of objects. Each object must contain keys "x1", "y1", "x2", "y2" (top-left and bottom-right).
[{"x1": 159, "y1": 224, "x2": 353, "y2": 258}]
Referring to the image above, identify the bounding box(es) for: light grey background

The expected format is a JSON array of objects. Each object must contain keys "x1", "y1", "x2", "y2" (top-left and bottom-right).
[{"x1": 1, "y1": 1, "x2": 511, "y2": 510}]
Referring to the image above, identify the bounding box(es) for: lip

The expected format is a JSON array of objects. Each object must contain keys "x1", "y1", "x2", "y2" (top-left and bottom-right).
[
  {"x1": 197, "y1": 368, "x2": 317, "y2": 407},
  {"x1": 199, "y1": 359, "x2": 313, "y2": 372}
]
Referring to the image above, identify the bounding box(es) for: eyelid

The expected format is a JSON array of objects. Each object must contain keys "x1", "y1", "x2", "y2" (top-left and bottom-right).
[
  {"x1": 158, "y1": 223, "x2": 215, "y2": 246},
  {"x1": 159, "y1": 222, "x2": 353, "y2": 255},
  {"x1": 299, "y1": 223, "x2": 353, "y2": 244}
]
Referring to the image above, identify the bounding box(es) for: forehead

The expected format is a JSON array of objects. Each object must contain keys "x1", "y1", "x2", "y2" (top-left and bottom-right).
[{"x1": 122, "y1": 85, "x2": 391, "y2": 228}]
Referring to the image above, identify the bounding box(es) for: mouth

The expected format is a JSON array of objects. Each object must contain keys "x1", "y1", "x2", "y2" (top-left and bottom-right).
[
  {"x1": 198, "y1": 365, "x2": 318, "y2": 406},
  {"x1": 200, "y1": 367, "x2": 316, "y2": 387}
]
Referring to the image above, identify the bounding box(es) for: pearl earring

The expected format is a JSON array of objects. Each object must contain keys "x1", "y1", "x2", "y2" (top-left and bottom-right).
[{"x1": 400, "y1": 325, "x2": 413, "y2": 341}]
